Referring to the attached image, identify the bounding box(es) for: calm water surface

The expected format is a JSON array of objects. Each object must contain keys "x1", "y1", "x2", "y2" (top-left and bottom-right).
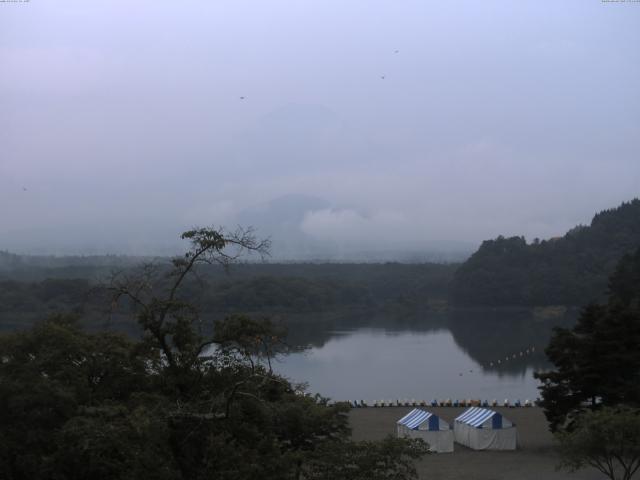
[
  {"x1": 276, "y1": 328, "x2": 540, "y2": 402},
  {"x1": 2, "y1": 306, "x2": 570, "y2": 404},
  {"x1": 272, "y1": 309, "x2": 574, "y2": 403}
]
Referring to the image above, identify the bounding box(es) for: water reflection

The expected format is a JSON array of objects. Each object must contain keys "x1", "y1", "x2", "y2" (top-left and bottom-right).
[
  {"x1": 448, "y1": 308, "x2": 576, "y2": 376},
  {"x1": 61, "y1": 306, "x2": 576, "y2": 402},
  {"x1": 272, "y1": 308, "x2": 577, "y2": 402},
  {"x1": 275, "y1": 328, "x2": 541, "y2": 401}
]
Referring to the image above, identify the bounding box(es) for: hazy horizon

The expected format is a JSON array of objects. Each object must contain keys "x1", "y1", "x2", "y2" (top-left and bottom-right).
[{"x1": 2, "y1": 1, "x2": 639, "y2": 258}]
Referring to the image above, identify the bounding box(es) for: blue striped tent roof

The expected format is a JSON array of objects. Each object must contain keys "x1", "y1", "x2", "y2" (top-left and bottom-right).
[
  {"x1": 455, "y1": 407, "x2": 503, "y2": 428},
  {"x1": 397, "y1": 408, "x2": 442, "y2": 430}
]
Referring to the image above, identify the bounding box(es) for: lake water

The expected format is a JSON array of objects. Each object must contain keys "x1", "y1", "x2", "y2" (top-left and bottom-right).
[
  {"x1": 2, "y1": 305, "x2": 572, "y2": 404},
  {"x1": 277, "y1": 328, "x2": 543, "y2": 402},
  {"x1": 271, "y1": 308, "x2": 574, "y2": 404}
]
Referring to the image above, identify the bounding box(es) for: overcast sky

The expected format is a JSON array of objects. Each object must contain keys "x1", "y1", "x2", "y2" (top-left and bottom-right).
[{"x1": 1, "y1": 1, "x2": 639, "y2": 256}]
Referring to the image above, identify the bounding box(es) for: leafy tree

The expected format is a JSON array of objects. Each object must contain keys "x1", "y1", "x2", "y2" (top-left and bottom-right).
[
  {"x1": 0, "y1": 227, "x2": 428, "y2": 480},
  {"x1": 535, "y1": 247, "x2": 640, "y2": 431},
  {"x1": 109, "y1": 227, "x2": 270, "y2": 370},
  {"x1": 556, "y1": 406, "x2": 640, "y2": 480},
  {"x1": 0, "y1": 314, "x2": 157, "y2": 480},
  {"x1": 303, "y1": 437, "x2": 429, "y2": 480}
]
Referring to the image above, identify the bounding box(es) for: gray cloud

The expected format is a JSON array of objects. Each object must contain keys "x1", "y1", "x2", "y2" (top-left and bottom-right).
[{"x1": 1, "y1": 0, "x2": 639, "y2": 257}]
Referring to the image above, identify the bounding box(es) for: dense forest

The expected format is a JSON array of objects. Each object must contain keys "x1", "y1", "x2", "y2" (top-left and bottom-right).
[
  {"x1": 451, "y1": 199, "x2": 640, "y2": 307},
  {"x1": 3, "y1": 199, "x2": 640, "y2": 325},
  {"x1": 0, "y1": 229, "x2": 429, "y2": 480},
  {"x1": 0, "y1": 262, "x2": 456, "y2": 333}
]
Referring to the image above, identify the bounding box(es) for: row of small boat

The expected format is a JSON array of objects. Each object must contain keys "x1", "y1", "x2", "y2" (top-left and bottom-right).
[{"x1": 347, "y1": 398, "x2": 539, "y2": 408}]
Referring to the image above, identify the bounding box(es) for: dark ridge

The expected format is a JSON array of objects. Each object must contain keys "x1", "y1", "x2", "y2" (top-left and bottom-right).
[{"x1": 451, "y1": 199, "x2": 640, "y2": 307}]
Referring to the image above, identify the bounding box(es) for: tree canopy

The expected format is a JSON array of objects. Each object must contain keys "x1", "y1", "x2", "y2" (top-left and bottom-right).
[
  {"x1": 535, "y1": 246, "x2": 640, "y2": 431},
  {"x1": 0, "y1": 227, "x2": 429, "y2": 480},
  {"x1": 556, "y1": 406, "x2": 640, "y2": 480},
  {"x1": 451, "y1": 199, "x2": 640, "y2": 306}
]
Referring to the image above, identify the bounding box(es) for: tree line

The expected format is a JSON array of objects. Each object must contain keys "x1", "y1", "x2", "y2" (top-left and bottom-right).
[
  {"x1": 451, "y1": 199, "x2": 640, "y2": 306},
  {"x1": 0, "y1": 262, "x2": 455, "y2": 332}
]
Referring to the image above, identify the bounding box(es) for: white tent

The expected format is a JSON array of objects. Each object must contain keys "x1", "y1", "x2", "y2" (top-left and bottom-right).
[
  {"x1": 453, "y1": 407, "x2": 517, "y2": 450},
  {"x1": 396, "y1": 408, "x2": 454, "y2": 453}
]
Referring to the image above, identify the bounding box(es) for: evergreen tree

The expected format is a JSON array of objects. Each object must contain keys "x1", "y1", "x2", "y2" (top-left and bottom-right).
[
  {"x1": 535, "y1": 247, "x2": 640, "y2": 431},
  {"x1": 452, "y1": 199, "x2": 640, "y2": 306}
]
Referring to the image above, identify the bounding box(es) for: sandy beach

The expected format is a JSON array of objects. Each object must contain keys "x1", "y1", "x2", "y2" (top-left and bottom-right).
[{"x1": 349, "y1": 406, "x2": 604, "y2": 480}]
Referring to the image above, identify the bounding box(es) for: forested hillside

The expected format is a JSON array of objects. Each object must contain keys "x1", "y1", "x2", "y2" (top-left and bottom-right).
[
  {"x1": 451, "y1": 199, "x2": 640, "y2": 306},
  {"x1": 0, "y1": 262, "x2": 457, "y2": 332}
]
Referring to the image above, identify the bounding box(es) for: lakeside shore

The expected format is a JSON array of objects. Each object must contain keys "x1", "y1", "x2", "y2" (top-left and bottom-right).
[{"x1": 349, "y1": 407, "x2": 602, "y2": 480}]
